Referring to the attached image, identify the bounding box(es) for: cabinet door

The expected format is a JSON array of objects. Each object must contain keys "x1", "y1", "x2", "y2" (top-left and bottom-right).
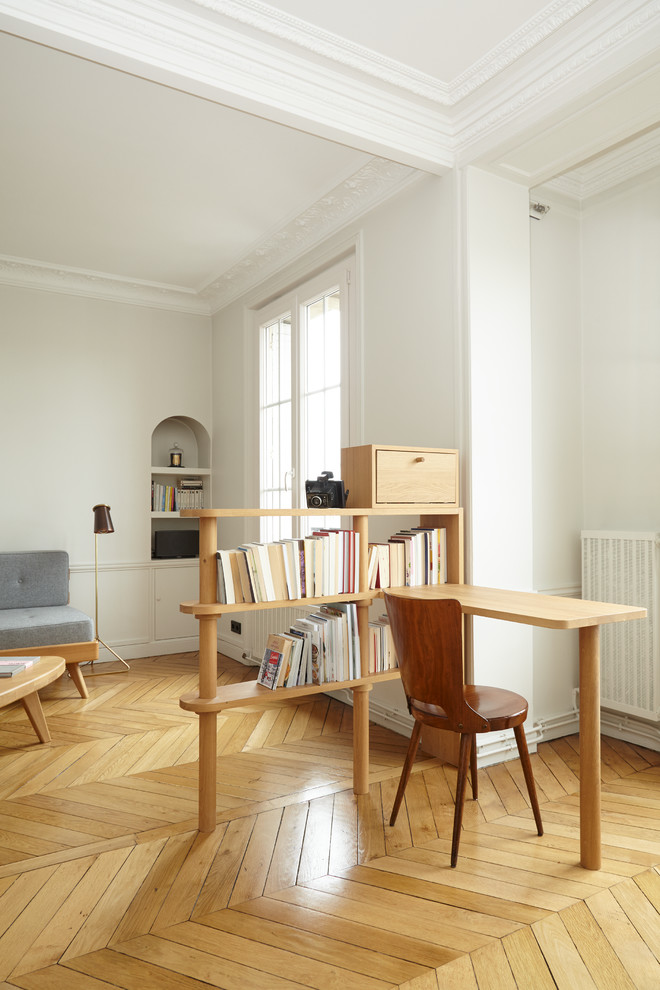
[{"x1": 154, "y1": 566, "x2": 199, "y2": 641}]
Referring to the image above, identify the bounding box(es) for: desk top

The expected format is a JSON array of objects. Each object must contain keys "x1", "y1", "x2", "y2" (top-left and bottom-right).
[{"x1": 385, "y1": 585, "x2": 647, "y2": 630}]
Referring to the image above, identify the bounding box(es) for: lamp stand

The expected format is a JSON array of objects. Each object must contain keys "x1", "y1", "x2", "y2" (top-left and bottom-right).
[{"x1": 88, "y1": 532, "x2": 130, "y2": 674}]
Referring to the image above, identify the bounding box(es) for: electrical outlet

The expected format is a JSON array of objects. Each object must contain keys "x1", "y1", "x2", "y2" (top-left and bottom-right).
[{"x1": 230, "y1": 620, "x2": 242, "y2": 635}]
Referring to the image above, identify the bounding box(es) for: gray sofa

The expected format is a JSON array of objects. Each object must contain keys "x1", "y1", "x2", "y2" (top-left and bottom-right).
[{"x1": 0, "y1": 551, "x2": 97, "y2": 698}]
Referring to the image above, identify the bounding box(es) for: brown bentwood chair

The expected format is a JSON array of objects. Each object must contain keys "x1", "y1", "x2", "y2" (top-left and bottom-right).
[{"x1": 384, "y1": 592, "x2": 543, "y2": 867}]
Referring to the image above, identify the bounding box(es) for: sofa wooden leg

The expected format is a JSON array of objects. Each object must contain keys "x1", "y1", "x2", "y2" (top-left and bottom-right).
[{"x1": 67, "y1": 662, "x2": 89, "y2": 699}]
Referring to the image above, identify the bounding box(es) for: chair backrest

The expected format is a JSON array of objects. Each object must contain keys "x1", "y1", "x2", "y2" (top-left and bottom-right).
[{"x1": 384, "y1": 593, "x2": 478, "y2": 731}]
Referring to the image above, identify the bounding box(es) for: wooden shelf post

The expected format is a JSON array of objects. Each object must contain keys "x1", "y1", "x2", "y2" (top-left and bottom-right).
[{"x1": 198, "y1": 515, "x2": 219, "y2": 832}]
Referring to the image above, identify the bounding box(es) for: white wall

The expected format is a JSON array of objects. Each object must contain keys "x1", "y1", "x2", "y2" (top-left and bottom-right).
[
  {"x1": 582, "y1": 176, "x2": 660, "y2": 530},
  {"x1": 463, "y1": 168, "x2": 535, "y2": 744},
  {"x1": 1, "y1": 283, "x2": 212, "y2": 655},
  {"x1": 530, "y1": 202, "x2": 583, "y2": 725}
]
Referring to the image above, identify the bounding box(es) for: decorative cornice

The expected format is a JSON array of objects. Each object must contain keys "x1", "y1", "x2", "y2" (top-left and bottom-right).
[
  {"x1": 547, "y1": 127, "x2": 660, "y2": 200},
  {"x1": 190, "y1": 0, "x2": 596, "y2": 105},
  {"x1": 199, "y1": 158, "x2": 417, "y2": 312},
  {"x1": 455, "y1": 0, "x2": 660, "y2": 155},
  {"x1": 0, "y1": 158, "x2": 416, "y2": 314},
  {"x1": 0, "y1": 254, "x2": 209, "y2": 314},
  {"x1": 0, "y1": 0, "x2": 453, "y2": 171},
  {"x1": 5, "y1": 0, "x2": 659, "y2": 178}
]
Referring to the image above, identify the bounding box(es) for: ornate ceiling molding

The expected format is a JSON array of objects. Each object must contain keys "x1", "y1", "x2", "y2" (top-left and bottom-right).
[
  {"x1": 454, "y1": 0, "x2": 660, "y2": 155},
  {"x1": 0, "y1": 0, "x2": 453, "y2": 171},
  {"x1": 0, "y1": 254, "x2": 208, "y2": 314},
  {"x1": 547, "y1": 127, "x2": 660, "y2": 200},
  {"x1": 4, "y1": 0, "x2": 657, "y2": 176},
  {"x1": 199, "y1": 158, "x2": 417, "y2": 312},
  {"x1": 190, "y1": 0, "x2": 596, "y2": 106},
  {"x1": 0, "y1": 158, "x2": 416, "y2": 314}
]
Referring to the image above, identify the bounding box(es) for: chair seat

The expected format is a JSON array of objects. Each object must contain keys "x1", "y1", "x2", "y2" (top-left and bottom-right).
[{"x1": 411, "y1": 684, "x2": 529, "y2": 732}]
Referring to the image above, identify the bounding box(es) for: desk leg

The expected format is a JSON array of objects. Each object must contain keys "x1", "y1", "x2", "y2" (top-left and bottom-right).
[
  {"x1": 352, "y1": 683, "x2": 372, "y2": 794},
  {"x1": 579, "y1": 625, "x2": 601, "y2": 870}
]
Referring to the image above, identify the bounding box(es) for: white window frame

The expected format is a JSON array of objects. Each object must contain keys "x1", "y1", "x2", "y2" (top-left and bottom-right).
[{"x1": 252, "y1": 255, "x2": 360, "y2": 538}]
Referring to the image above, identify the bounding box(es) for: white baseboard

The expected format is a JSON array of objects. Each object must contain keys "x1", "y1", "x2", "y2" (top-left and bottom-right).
[
  {"x1": 599, "y1": 708, "x2": 660, "y2": 753},
  {"x1": 95, "y1": 636, "x2": 200, "y2": 662}
]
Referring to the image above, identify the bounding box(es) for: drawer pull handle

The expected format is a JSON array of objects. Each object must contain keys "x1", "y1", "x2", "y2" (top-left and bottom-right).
[{"x1": 415, "y1": 456, "x2": 425, "y2": 463}]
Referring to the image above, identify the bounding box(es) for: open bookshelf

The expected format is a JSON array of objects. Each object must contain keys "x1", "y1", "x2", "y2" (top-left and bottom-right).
[{"x1": 179, "y1": 490, "x2": 463, "y2": 832}]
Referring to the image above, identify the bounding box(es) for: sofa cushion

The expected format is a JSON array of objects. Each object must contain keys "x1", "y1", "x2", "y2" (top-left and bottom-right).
[
  {"x1": 0, "y1": 606, "x2": 94, "y2": 648},
  {"x1": 0, "y1": 551, "x2": 70, "y2": 609}
]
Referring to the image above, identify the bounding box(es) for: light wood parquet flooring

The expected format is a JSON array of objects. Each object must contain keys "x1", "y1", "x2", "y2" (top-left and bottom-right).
[{"x1": 0, "y1": 651, "x2": 659, "y2": 989}]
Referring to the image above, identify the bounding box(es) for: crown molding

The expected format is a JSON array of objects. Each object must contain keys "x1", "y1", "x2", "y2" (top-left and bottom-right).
[
  {"x1": 190, "y1": 0, "x2": 596, "y2": 106},
  {"x1": 4, "y1": 0, "x2": 658, "y2": 176},
  {"x1": 0, "y1": 158, "x2": 416, "y2": 314},
  {"x1": 547, "y1": 127, "x2": 660, "y2": 201},
  {"x1": 454, "y1": 0, "x2": 660, "y2": 160},
  {"x1": 0, "y1": 254, "x2": 209, "y2": 313},
  {"x1": 199, "y1": 158, "x2": 416, "y2": 312},
  {"x1": 0, "y1": 0, "x2": 453, "y2": 172}
]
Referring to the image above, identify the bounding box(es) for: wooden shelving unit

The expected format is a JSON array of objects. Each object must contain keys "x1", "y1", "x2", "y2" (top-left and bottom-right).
[{"x1": 179, "y1": 500, "x2": 464, "y2": 832}]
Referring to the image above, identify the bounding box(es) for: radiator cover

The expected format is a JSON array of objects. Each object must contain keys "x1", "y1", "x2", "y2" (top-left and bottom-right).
[{"x1": 582, "y1": 531, "x2": 659, "y2": 721}]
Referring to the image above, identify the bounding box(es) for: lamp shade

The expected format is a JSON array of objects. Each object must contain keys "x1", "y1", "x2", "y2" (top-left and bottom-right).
[{"x1": 93, "y1": 504, "x2": 114, "y2": 534}]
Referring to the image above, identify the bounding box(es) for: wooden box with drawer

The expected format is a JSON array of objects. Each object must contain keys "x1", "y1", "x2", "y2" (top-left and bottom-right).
[{"x1": 341, "y1": 444, "x2": 459, "y2": 508}]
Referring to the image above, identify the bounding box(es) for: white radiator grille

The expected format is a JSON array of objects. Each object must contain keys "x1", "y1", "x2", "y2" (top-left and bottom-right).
[{"x1": 581, "y1": 531, "x2": 659, "y2": 721}]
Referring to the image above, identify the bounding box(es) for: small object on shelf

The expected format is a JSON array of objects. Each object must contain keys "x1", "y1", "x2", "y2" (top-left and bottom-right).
[{"x1": 169, "y1": 442, "x2": 184, "y2": 467}]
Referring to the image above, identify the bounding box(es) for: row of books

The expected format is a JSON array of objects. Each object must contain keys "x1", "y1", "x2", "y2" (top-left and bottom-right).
[
  {"x1": 368, "y1": 526, "x2": 447, "y2": 588},
  {"x1": 217, "y1": 530, "x2": 360, "y2": 604},
  {"x1": 256, "y1": 604, "x2": 397, "y2": 689},
  {"x1": 0, "y1": 656, "x2": 38, "y2": 678},
  {"x1": 368, "y1": 615, "x2": 397, "y2": 674},
  {"x1": 151, "y1": 480, "x2": 205, "y2": 512},
  {"x1": 257, "y1": 603, "x2": 360, "y2": 688}
]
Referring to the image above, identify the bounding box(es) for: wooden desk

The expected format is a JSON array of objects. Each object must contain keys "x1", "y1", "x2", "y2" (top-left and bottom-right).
[
  {"x1": 386, "y1": 585, "x2": 647, "y2": 871},
  {"x1": 0, "y1": 656, "x2": 65, "y2": 743}
]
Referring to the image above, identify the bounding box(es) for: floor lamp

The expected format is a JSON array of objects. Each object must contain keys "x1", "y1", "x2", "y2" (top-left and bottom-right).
[{"x1": 92, "y1": 503, "x2": 130, "y2": 672}]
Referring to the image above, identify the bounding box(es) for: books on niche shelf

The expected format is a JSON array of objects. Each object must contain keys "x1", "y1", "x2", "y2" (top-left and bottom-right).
[
  {"x1": 368, "y1": 526, "x2": 447, "y2": 589},
  {"x1": 216, "y1": 530, "x2": 360, "y2": 605},
  {"x1": 0, "y1": 657, "x2": 39, "y2": 677},
  {"x1": 256, "y1": 606, "x2": 396, "y2": 690},
  {"x1": 151, "y1": 477, "x2": 204, "y2": 512}
]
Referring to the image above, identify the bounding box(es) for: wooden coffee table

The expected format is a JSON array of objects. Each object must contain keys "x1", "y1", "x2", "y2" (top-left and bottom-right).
[{"x1": 0, "y1": 656, "x2": 65, "y2": 743}]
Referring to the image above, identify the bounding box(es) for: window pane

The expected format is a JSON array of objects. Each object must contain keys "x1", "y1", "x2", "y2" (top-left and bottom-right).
[
  {"x1": 279, "y1": 318, "x2": 291, "y2": 400},
  {"x1": 305, "y1": 298, "x2": 326, "y2": 393},
  {"x1": 324, "y1": 292, "x2": 340, "y2": 387}
]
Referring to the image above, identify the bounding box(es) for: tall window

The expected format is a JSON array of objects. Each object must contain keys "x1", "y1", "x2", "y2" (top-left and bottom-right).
[{"x1": 257, "y1": 259, "x2": 356, "y2": 540}]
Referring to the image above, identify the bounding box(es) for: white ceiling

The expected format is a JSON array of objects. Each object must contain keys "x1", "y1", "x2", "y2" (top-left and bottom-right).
[{"x1": 1, "y1": 0, "x2": 659, "y2": 313}]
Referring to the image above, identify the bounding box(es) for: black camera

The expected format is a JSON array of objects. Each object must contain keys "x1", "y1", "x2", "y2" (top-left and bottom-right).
[{"x1": 305, "y1": 471, "x2": 349, "y2": 509}]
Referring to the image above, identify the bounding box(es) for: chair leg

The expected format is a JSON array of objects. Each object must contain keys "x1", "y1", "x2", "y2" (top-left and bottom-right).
[
  {"x1": 451, "y1": 733, "x2": 472, "y2": 868},
  {"x1": 470, "y1": 734, "x2": 478, "y2": 799},
  {"x1": 513, "y1": 724, "x2": 543, "y2": 836},
  {"x1": 389, "y1": 720, "x2": 422, "y2": 826}
]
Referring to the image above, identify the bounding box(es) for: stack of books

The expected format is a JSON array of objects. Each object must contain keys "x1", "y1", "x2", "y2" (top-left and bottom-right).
[
  {"x1": 217, "y1": 529, "x2": 360, "y2": 604},
  {"x1": 151, "y1": 482, "x2": 178, "y2": 512},
  {"x1": 0, "y1": 656, "x2": 39, "y2": 678},
  {"x1": 256, "y1": 607, "x2": 397, "y2": 689},
  {"x1": 368, "y1": 526, "x2": 447, "y2": 589},
  {"x1": 177, "y1": 477, "x2": 204, "y2": 510},
  {"x1": 256, "y1": 602, "x2": 361, "y2": 688}
]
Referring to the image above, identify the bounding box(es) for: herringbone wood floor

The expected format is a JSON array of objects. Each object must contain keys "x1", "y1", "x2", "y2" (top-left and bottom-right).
[{"x1": 0, "y1": 652, "x2": 659, "y2": 989}]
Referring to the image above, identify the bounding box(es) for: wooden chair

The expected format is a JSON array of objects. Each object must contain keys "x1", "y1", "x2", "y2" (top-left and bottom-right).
[{"x1": 384, "y1": 592, "x2": 543, "y2": 867}]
